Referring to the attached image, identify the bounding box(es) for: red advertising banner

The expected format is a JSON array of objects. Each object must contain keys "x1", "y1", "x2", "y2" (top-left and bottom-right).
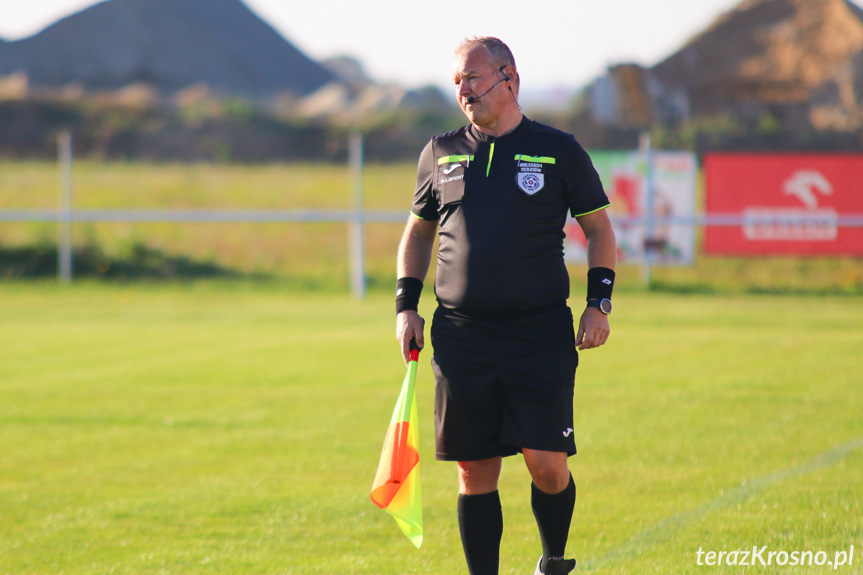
[{"x1": 705, "y1": 154, "x2": 863, "y2": 255}]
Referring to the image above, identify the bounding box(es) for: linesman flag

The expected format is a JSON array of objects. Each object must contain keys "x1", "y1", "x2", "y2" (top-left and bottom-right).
[{"x1": 370, "y1": 344, "x2": 423, "y2": 548}]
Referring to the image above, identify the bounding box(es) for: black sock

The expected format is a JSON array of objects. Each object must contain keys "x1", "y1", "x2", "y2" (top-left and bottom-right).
[
  {"x1": 457, "y1": 491, "x2": 503, "y2": 575},
  {"x1": 531, "y1": 474, "x2": 576, "y2": 572}
]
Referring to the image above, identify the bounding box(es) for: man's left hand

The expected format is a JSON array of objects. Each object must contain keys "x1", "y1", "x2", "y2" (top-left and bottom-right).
[{"x1": 576, "y1": 307, "x2": 610, "y2": 350}]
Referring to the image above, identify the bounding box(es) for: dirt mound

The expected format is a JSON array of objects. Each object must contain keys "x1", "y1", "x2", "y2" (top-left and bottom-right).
[{"x1": 0, "y1": 0, "x2": 333, "y2": 98}]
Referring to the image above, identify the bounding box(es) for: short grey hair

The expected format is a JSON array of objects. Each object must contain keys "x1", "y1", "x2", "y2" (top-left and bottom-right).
[
  {"x1": 455, "y1": 36, "x2": 520, "y2": 92},
  {"x1": 456, "y1": 36, "x2": 516, "y2": 71}
]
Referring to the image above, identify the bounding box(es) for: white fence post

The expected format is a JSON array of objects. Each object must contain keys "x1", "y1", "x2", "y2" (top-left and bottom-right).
[
  {"x1": 349, "y1": 133, "x2": 365, "y2": 299},
  {"x1": 58, "y1": 130, "x2": 74, "y2": 284},
  {"x1": 640, "y1": 132, "x2": 655, "y2": 287}
]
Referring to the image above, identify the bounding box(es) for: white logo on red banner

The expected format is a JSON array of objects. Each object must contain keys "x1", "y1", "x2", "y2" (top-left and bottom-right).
[
  {"x1": 744, "y1": 170, "x2": 837, "y2": 241},
  {"x1": 783, "y1": 170, "x2": 832, "y2": 209}
]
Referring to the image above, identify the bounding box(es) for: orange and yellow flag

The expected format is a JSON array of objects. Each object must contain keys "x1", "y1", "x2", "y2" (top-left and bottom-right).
[{"x1": 370, "y1": 347, "x2": 423, "y2": 548}]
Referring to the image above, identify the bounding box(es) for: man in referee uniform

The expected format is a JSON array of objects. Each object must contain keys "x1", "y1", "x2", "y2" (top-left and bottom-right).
[{"x1": 395, "y1": 37, "x2": 616, "y2": 575}]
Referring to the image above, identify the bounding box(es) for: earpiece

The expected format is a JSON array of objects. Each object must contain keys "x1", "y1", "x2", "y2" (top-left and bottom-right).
[{"x1": 500, "y1": 66, "x2": 521, "y2": 110}]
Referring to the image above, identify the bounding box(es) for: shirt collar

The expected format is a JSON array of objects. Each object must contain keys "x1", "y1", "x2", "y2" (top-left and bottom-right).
[{"x1": 468, "y1": 115, "x2": 529, "y2": 143}]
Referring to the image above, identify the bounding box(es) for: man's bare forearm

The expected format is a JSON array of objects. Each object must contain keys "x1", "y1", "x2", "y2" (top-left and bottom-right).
[
  {"x1": 586, "y1": 225, "x2": 616, "y2": 270},
  {"x1": 578, "y1": 209, "x2": 617, "y2": 271},
  {"x1": 397, "y1": 216, "x2": 437, "y2": 280}
]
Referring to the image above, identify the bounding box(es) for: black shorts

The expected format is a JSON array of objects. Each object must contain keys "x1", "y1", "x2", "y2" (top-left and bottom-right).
[{"x1": 430, "y1": 304, "x2": 579, "y2": 461}]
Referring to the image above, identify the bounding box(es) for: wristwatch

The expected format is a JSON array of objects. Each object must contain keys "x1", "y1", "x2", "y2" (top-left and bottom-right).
[{"x1": 587, "y1": 298, "x2": 612, "y2": 315}]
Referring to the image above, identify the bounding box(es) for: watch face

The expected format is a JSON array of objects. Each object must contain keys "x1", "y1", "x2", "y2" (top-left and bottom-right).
[{"x1": 600, "y1": 299, "x2": 612, "y2": 314}]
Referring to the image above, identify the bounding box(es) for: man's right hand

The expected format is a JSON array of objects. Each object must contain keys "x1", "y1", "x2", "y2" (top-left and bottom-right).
[{"x1": 396, "y1": 310, "x2": 425, "y2": 365}]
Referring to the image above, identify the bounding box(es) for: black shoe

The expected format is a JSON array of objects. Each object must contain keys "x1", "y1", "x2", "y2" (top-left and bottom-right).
[{"x1": 533, "y1": 556, "x2": 576, "y2": 575}]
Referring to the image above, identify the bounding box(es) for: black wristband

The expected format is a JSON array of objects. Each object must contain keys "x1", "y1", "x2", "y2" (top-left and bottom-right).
[
  {"x1": 395, "y1": 277, "x2": 423, "y2": 313},
  {"x1": 586, "y1": 267, "x2": 615, "y2": 301}
]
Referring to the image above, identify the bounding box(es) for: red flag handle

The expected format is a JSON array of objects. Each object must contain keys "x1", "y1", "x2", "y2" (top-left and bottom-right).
[{"x1": 409, "y1": 337, "x2": 421, "y2": 362}]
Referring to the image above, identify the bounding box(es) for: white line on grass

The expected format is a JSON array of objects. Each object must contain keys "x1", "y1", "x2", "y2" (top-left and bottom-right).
[{"x1": 581, "y1": 436, "x2": 863, "y2": 573}]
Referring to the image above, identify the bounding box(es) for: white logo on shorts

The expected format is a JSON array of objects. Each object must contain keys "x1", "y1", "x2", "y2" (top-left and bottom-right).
[{"x1": 562, "y1": 428, "x2": 574, "y2": 437}]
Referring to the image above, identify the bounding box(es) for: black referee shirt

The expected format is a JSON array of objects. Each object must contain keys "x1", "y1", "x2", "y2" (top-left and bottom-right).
[{"x1": 412, "y1": 116, "x2": 609, "y2": 316}]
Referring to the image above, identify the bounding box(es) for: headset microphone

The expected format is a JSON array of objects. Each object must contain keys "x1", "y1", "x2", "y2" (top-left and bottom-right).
[
  {"x1": 466, "y1": 67, "x2": 511, "y2": 104},
  {"x1": 466, "y1": 80, "x2": 502, "y2": 104}
]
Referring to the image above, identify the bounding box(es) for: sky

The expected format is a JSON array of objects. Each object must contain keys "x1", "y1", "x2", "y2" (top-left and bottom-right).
[{"x1": 0, "y1": 0, "x2": 746, "y2": 93}]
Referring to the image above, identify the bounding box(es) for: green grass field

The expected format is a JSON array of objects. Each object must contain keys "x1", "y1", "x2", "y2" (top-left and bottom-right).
[{"x1": 1, "y1": 283, "x2": 861, "y2": 574}]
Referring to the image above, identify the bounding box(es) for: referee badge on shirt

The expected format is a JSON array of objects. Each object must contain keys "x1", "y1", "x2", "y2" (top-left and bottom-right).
[
  {"x1": 514, "y1": 154, "x2": 555, "y2": 196},
  {"x1": 517, "y1": 172, "x2": 544, "y2": 195}
]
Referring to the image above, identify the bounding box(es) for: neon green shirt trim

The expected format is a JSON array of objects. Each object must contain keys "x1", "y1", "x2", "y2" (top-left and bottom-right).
[
  {"x1": 572, "y1": 204, "x2": 611, "y2": 218},
  {"x1": 437, "y1": 155, "x2": 474, "y2": 165},
  {"x1": 514, "y1": 154, "x2": 556, "y2": 164},
  {"x1": 486, "y1": 142, "x2": 495, "y2": 177}
]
